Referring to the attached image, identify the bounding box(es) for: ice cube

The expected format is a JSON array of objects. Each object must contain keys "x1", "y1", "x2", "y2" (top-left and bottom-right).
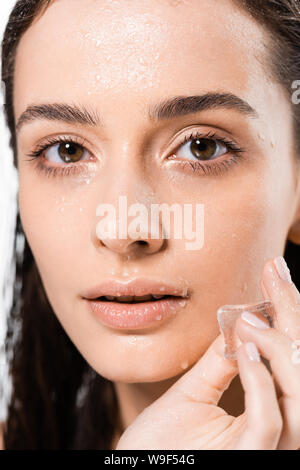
[{"x1": 217, "y1": 300, "x2": 276, "y2": 360}]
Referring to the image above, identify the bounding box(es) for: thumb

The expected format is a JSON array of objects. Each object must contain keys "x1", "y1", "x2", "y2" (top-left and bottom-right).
[{"x1": 170, "y1": 334, "x2": 238, "y2": 405}]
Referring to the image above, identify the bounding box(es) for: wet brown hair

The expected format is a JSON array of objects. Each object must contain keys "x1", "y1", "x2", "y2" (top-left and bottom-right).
[{"x1": 1, "y1": 0, "x2": 300, "y2": 449}]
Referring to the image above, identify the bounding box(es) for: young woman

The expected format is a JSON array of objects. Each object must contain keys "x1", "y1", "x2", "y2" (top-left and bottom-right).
[{"x1": 1, "y1": 0, "x2": 300, "y2": 450}]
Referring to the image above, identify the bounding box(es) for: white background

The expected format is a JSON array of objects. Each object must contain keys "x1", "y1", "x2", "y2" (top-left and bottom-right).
[{"x1": 0, "y1": 0, "x2": 19, "y2": 420}]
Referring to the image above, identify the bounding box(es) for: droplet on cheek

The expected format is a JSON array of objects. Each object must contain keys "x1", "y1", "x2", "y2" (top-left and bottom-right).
[{"x1": 180, "y1": 360, "x2": 189, "y2": 370}]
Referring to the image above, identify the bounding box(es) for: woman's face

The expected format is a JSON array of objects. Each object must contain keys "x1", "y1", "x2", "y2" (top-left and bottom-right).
[{"x1": 14, "y1": 0, "x2": 299, "y2": 382}]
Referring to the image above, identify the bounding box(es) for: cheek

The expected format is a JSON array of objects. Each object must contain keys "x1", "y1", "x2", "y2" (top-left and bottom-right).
[
  {"x1": 198, "y1": 174, "x2": 291, "y2": 302},
  {"x1": 18, "y1": 174, "x2": 89, "y2": 301}
]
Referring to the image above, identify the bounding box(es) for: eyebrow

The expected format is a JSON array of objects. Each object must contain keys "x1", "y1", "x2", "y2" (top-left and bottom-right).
[
  {"x1": 16, "y1": 92, "x2": 258, "y2": 132},
  {"x1": 16, "y1": 103, "x2": 100, "y2": 132},
  {"x1": 148, "y1": 93, "x2": 258, "y2": 120}
]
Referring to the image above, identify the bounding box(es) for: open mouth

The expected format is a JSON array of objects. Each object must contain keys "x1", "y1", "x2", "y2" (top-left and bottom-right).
[
  {"x1": 82, "y1": 279, "x2": 189, "y2": 328},
  {"x1": 94, "y1": 294, "x2": 177, "y2": 303}
]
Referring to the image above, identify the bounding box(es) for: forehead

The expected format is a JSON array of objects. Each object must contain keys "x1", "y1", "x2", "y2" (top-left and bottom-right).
[{"x1": 14, "y1": 0, "x2": 268, "y2": 118}]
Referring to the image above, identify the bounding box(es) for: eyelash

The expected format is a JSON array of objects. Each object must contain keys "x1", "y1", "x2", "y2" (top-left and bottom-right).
[
  {"x1": 169, "y1": 130, "x2": 245, "y2": 176},
  {"x1": 25, "y1": 135, "x2": 91, "y2": 178},
  {"x1": 25, "y1": 130, "x2": 245, "y2": 178}
]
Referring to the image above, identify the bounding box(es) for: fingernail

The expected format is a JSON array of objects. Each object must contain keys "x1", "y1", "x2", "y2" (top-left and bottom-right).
[
  {"x1": 245, "y1": 342, "x2": 261, "y2": 362},
  {"x1": 273, "y1": 256, "x2": 292, "y2": 284},
  {"x1": 241, "y1": 310, "x2": 270, "y2": 329}
]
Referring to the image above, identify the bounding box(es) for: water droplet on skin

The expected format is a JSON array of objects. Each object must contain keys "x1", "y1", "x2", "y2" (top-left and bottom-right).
[
  {"x1": 258, "y1": 133, "x2": 265, "y2": 141},
  {"x1": 155, "y1": 315, "x2": 162, "y2": 320},
  {"x1": 159, "y1": 287, "x2": 165, "y2": 292},
  {"x1": 241, "y1": 282, "x2": 248, "y2": 294},
  {"x1": 180, "y1": 361, "x2": 189, "y2": 370},
  {"x1": 96, "y1": 39, "x2": 101, "y2": 47},
  {"x1": 133, "y1": 267, "x2": 139, "y2": 273},
  {"x1": 96, "y1": 75, "x2": 100, "y2": 81},
  {"x1": 129, "y1": 336, "x2": 137, "y2": 344},
  {"x1": 179, "y1": 300, "x2": 186, "y2": 308}
]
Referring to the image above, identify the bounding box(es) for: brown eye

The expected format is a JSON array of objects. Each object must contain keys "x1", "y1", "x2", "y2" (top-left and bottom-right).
[
  {"x1": 190, "y1": 138, "x2": 218, "y2": 160},
  {"x1": 175, "y1": 135, "x2": 228, "y2": 163},
  {"x1": 58, "y1": 142, "x2": 84, "y2": 163}
]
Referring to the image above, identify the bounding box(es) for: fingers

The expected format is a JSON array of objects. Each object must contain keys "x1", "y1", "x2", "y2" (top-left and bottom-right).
[
  {"x1": 235, "y1": 312, "x2": 300, "y2": 449},
  {"x1": 261, "y1": 257, "x2": 300, "y2": 341},
  {"x1": 171, "y1": 334, "x2": 238, "y2": 406},
  {"x1": 234, "y1": 342, "x2": 282, "y2": 450},
  {"x1": 235, "y1": 313, "x2": 300, "y2": 400}
]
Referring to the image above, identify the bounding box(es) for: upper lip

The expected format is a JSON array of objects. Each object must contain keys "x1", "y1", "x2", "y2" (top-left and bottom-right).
[{"x1": 81, "y1": 278, "x2": 189, "y2": 300}]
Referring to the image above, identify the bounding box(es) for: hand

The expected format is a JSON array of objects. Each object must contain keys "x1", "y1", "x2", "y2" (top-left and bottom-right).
[{"x1": 115, "y1": 257, "x2": 300, "y2": 450}]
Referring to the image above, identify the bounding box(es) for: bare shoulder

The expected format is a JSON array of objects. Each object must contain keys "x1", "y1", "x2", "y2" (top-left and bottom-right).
[{"x1": 0, "y1": 422, "x2": 5, "y2": 450}]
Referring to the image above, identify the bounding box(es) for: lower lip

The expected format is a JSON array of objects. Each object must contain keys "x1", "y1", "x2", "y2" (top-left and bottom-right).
[{"x1": 85, "y1": 296, "x2": 186, "y2": 330}]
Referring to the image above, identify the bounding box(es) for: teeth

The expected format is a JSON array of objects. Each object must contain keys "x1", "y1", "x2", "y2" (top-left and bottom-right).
[
  {"x1": 136, "y1": 295, "x2": 153, "y2": 301},
  {"x1": 117, "y1": 295, "x2": 134, "y2": 302}
]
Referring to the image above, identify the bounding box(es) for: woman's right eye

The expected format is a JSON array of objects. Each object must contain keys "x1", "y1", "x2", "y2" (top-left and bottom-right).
[{"x1": 45, "y1": 141, "x2": 91, "y2": 164}]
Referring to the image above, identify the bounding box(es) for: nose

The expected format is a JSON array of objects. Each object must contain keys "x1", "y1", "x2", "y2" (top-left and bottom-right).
[
  {"x1": 91, "y1": 150, "x2": 165, "y2": 257},
  {"x1": 95, "y1": 224, "x2": 165, "y2": 256}
]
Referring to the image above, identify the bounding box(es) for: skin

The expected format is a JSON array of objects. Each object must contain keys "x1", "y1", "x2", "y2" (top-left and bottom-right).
[{"x1": 9, "y1": 0, "x2": 300, "y2": 449}]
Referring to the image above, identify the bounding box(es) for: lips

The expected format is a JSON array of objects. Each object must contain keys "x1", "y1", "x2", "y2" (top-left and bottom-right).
[
  {"x1": 81, "y1": 278, "x2": 189, "y2": 301},
  {"x1": 82, "y1": 278, "x2": 189, "y2": 330}
]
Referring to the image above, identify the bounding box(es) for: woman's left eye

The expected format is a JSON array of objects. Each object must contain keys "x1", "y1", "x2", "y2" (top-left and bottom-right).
[
  {"x1": 45, "y1": 142, "x2": 90, "y2": 163},
  {"x1": 176, "y1": 136, "x2": 227, "y2": 162},
  {"x1": 165, "y1": 131, "x2": 245, "y2": 175}
]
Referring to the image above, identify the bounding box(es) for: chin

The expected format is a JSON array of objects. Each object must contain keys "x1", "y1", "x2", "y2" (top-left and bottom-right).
[{"x1": 88, "y1": 354, "x2": 186, "y2": 384}]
